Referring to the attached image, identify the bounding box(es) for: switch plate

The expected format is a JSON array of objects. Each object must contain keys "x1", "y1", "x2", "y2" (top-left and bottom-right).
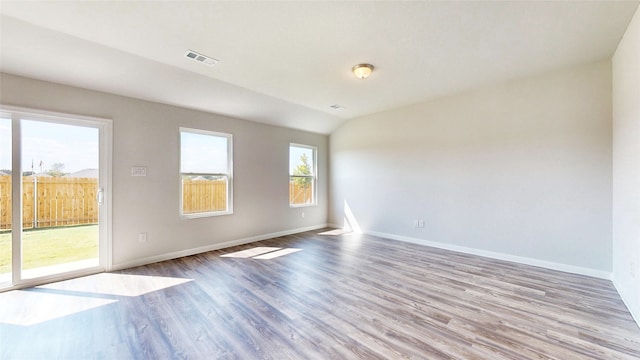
[{"x1": 131, "y1": 166, "x2": 147, "y2": 177}]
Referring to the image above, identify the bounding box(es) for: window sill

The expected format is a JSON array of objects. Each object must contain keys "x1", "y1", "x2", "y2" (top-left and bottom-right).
[
  {"x1": 181, "y1": 210, "x2": 233, "y2": 219},
  {"x1": 290, "y1": 204, "x2": 317, "y2": 208}
]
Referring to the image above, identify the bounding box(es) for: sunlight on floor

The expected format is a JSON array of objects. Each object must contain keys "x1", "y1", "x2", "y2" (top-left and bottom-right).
[
  {"x1": 253, "y1": 248, "x2": 302, "y2": 259},
  {"x1": 318, "y1": 227, "x2": 364, "y2": 253},
  {"x1": 0, "y1": 290, "x2": 117, "y2": 326},
  {"x1": 0, "y1": 273, "x2": 193, "y2": 326},
  {"x1": 318, "y1": 229, "x2": 354, "y2": 236},
  {"x1": 38, "y1": 273, "x2": 193, "y2": 297},
  {"x1": 221, "y1": 246, "x2": 302, "y2": 259},
  {"x1": 221, "y1": 247, "x2": 281, "y2": 258}
]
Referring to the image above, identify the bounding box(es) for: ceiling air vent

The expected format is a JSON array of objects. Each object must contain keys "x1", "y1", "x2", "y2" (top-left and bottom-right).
[{"x1": 185, "y1": 50, "x2": 218, "y2": 66}]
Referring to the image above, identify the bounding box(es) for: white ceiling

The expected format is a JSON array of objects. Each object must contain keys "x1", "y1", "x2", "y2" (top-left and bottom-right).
[{"x1": 1, "y1": 1, "x2": 638, "y2": 134}]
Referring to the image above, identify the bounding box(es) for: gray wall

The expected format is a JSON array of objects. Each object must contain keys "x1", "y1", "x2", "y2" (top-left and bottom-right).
[
  {"x1": 612, "y1": 7, "x2": 640, "y2": 325},
  {"x1": 0, "y1": 73, "x2": 328, "y2": 269},
  {"x1": 329, "y1": 60, "x2": 613, "y2": 276}
]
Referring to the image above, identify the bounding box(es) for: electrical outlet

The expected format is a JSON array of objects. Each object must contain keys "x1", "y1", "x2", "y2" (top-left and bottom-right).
[
  {"x1": 301, "y1": 212, "x2": 305, "y2": 219},
  {"x1": 418, "y1": 220, "x2": 425, "y2": 228},
  {"x1": 138, "y1": 232, "x2": 148, "y2": 243}
]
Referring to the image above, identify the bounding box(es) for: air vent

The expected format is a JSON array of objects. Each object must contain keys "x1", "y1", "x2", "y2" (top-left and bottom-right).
[{"x1": 185, "y1": 50, "x2": 218, "y2": 66}]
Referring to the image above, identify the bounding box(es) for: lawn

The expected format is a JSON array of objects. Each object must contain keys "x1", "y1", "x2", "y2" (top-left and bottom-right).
[{"x1": 0, "y1": 225, "x2": 98, "y2": 274}]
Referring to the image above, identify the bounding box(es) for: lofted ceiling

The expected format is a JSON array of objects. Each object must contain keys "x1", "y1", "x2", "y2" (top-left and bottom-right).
[{"x1": 0, "y1": 1, "x2": 638, "y2": 134}]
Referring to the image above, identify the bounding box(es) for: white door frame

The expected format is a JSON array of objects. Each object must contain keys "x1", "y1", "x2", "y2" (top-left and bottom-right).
[{"x1": 1, "y1": 105, "x2": 112, "y2": 290}]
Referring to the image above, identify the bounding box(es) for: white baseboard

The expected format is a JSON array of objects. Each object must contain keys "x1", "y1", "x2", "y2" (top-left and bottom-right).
[
  {"x1": 111, "y1": 224, "x2": 329, "y2": 271},
  {"x1": 611, "y1": 277, "x2": 640, "y2": 329},
  {"x1": 365, "y1": 230, "x2": 612, "y2": 280}
]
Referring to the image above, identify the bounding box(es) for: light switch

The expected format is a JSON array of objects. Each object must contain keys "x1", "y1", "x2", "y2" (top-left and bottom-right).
[{"x1": 131, "y1": 166, "x2": 147, "y2": 177}]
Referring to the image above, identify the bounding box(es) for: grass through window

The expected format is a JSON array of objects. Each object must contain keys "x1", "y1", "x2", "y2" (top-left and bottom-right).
[{"x1": 0, "y1": 225, "x2": 98, "y2": 273}]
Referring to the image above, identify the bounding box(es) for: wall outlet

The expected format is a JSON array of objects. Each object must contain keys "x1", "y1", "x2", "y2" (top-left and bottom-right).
[
  {"x1": 138, "y1": 232, "x2": 148, "y2": 243},
  {"x1": 301, "y1": 211, "x2": 305, "y2": 219},
  {"x1": 414, "y1": 220, "x2": 425, "y2": 228}
]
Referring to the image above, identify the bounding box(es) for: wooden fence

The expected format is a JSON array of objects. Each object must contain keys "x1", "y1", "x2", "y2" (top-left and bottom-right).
[
  {"x1": 0, "y1": 176, "x2": 99, "y2": 230},
  {"x1": 0, "y1": 176, "x2": 9, "y2": 229},
  {"x1": 182, "y1": 179, "x2": 313, "y2": 214},
  {"x1": 182, "y1": 178, "x2": 227, "y2": 214},
  {"x1": 290, "y1": 182, "x2": 313, "y2": 205},
  {"x1": 181, "y1": 179, "x2": 313, "y2": 213},
  {"x1": 0, "y1": 176, "x2": 316, "y2": 229}
]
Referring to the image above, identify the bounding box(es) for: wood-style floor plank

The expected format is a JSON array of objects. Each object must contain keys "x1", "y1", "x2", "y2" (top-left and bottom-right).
[{"x1": 1, "y1": 229, "x2": 639, "y2": 359}]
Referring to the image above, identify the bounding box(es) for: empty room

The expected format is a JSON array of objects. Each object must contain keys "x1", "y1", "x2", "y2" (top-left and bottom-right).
[{"x1": 1, "y1": 1, "x2": 639, "y2": 359}]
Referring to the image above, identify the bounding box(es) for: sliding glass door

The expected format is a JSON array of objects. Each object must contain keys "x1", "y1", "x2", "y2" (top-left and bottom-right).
[{"x1": 0, "y1": 106, "x2": 111, "y2": 289}]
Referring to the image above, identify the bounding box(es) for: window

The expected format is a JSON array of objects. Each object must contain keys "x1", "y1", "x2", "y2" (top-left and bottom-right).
[
  {"x1": 180, "y1": 128, "x2": 232, "y2": 217},
  {"x1": 289, "y1": 143, "x2": 316, "y2": 206}
]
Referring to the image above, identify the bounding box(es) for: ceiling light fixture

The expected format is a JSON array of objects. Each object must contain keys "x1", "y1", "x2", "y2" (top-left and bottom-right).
[{"x1": 352, "y1": 63, "x2": 374, "y2": 79}]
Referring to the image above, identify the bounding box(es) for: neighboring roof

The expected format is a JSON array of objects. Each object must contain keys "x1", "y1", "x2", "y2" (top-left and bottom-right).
[
  {"x1": 26, "y1": 173, "x2": 52, "y2": 178},
  {"x1": 0, "y1": 171, "x2": 9, "y2": 176},
  {"x1": 65, "y1": 168, "x2": 98, "y2": 178}
]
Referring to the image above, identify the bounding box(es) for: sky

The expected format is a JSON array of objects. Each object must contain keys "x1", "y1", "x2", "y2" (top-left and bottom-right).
[
  {"x1": 0, "y1": 118, "x2": 99, "y2": 174},
  {"x1": 180, "y1": 131, "x2": 228, "y2": 174}
]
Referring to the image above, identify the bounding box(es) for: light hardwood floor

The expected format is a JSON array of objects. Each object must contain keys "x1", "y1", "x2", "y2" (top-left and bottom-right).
[{"x1": 1, "y1": 229, "x2": 639, "y2": 359}]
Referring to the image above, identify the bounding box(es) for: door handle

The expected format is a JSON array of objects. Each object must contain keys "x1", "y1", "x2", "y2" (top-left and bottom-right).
[{"x1": 96, "y1": 188, "x2": 104, "y2": 205}]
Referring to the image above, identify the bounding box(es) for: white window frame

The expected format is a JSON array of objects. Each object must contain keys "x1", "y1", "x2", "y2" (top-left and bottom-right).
[
  {"x1": 289, "y1": 143, "x2": 317, "y2": 207},
  {"x1": 179, "y1": 127, "x2": 233, "y2": 218}
]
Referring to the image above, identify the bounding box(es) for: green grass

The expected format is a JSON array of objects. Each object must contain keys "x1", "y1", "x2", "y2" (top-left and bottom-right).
[{"x1": 0, "y1": 225, "x2": 98, "y2": 273}]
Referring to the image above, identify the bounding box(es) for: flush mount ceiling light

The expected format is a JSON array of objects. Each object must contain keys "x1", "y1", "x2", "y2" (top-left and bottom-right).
[{"x1": 352, "y1": 63, "x2": 374, "y2": 79}]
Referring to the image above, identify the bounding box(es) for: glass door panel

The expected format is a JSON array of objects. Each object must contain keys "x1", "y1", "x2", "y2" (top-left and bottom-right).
[{"x1": 20, "y1": 120, "x2": 100, "y2": 279}]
